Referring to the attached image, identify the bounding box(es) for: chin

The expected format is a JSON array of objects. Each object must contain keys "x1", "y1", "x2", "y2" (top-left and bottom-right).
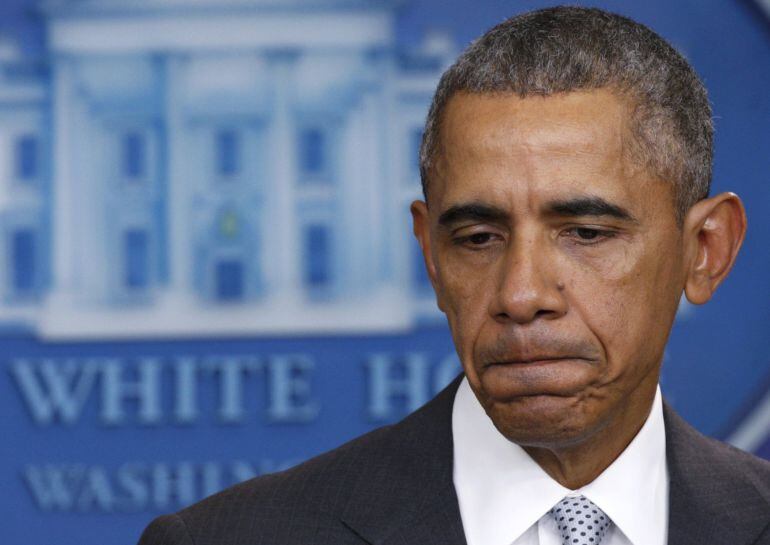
[{"x1": 483, "y1": 395, "x2": 603, "y2": 449}]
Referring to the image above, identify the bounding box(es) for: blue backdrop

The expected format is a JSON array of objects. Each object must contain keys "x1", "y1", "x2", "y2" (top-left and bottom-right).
[{"x1": 0, "y1": 2, "x2": 768, "y2": 545}]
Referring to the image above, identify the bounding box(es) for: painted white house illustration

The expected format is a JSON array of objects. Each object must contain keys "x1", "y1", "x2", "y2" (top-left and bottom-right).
[{"x1": 0, "y1": 0, "x2": 454, "y2": 339}]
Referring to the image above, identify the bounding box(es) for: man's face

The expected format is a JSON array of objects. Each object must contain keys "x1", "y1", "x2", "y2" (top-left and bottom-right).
[{"x1": 413, "y1": 89, "x2": 687, "y2": 448}]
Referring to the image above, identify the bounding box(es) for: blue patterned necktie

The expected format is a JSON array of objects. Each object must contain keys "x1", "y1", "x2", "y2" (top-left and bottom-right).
[{"x1": 550, "y1": 495, "x2": 612, "y2": 545}]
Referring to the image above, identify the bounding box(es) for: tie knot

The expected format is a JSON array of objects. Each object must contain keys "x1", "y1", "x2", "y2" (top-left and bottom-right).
[{"x1": 549, "y1": 495, "x2": 612, "y2": 545}]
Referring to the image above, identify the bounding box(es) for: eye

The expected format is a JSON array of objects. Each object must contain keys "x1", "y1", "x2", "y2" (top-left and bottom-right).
[
  {"x1": 575, "y1": 227, "x2": 600, "y2": 240},
  {"x1": 468, "y1": 233, "x2": 494, "y2": 245},
  {"x1": 453, "y1": 231, "x2": 501, "y2": 249},
  {"x1": 563, "y1": 226, "x2": 616, "y2": 245}
]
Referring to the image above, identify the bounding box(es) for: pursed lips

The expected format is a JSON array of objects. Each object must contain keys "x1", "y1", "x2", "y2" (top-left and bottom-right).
[
  {"x1": 478, "y1": 353, "x2": 601, "y2": 399},
  {"x1": 484, "y1": 356, "x2": 596, "y2": 366}
]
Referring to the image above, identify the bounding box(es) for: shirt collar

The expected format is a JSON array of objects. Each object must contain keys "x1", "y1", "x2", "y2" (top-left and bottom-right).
[
  {"x1": 580, "y1": 383, "x2": 668, "y2": 545},
  {"x1": 452, "y1": 377, "x2": 668, "y2": 545}
]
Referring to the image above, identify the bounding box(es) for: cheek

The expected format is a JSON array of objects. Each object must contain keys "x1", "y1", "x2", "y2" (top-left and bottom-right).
[
  {"x1": 436, "y1": 257, "x2": 496, "y2": 358},
  {"x1": 565, "y1": 239, "x2": 639, "y2": 283},
  {"x1": 567, "y1": 240, "x2": 682, "y2": 377}
]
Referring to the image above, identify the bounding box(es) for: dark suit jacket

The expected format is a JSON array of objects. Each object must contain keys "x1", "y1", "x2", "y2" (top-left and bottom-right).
[{"x1": 138, "y1": 375, "x2": 770, "y2": 545}]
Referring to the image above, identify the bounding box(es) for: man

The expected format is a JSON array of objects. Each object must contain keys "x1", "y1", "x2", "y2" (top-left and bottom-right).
[{"x1": 139, "y1": 6, "x2": 770, "y2": 545}]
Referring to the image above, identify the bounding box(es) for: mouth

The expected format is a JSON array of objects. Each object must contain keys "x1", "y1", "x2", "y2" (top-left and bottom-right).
[
  {"x1": 478, "y1": 356, "x2": 598, "y2": 399},
  {"x1": 485, "y1": 356, "x2": 595, "y2": 367}
]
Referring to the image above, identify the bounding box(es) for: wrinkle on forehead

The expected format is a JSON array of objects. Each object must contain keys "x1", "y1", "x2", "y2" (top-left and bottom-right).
[
  {"x1": 446, "y1": 89, "x2": 628, "y2": 155},
  {"x1": 432, "y1": 89, "x2": 646, "y2": 211}
]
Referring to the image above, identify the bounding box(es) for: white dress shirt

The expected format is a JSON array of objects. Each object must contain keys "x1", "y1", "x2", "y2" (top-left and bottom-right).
[{"x1": 452, "y1": 377, "x2": 669, "y2": 545}]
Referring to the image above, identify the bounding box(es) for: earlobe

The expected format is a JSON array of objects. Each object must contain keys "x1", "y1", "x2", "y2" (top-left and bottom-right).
[
  {"x1": 683, "y1": 192, "x2": 746, "y2": 305},
  {"x1": 410, "y1": 200, "x2": 445, "y2": 311}
]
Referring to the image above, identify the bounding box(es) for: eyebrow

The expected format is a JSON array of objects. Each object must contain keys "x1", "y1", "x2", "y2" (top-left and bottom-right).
[
  {"x1": 545, "y1": 196, "x2": 637, "y2": 222},
  {"x1": 438, "y1": 202, "x2": 510, "y2": 227}
]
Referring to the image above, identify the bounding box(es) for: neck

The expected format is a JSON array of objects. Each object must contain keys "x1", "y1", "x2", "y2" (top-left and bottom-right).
[{"x1": 523, "y1": 380, "x2": 658, "y2": 489}]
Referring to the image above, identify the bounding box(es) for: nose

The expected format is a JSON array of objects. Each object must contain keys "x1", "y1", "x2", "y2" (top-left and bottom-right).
[{"x1": 488, "y1": 231, "x2": 567, "y2": 324}]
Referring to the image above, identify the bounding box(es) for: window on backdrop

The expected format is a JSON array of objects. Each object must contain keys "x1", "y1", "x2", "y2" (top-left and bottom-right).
[
  {"x1": 124, "y1": 229, "x2": 149, "y2": 289},
  {"x1": 10, "y1": 228, "x2": 36, "y2": 294},
  {"x1": 15, "y1": 135, "x2": 39, "y2": 183},
  {"x1": 216, "y1": 259, "x2": 245, "y2": 301},
  {"x1": 216, "y1": 129, "x2": 240, "y2": 178},
  {"x1": 303, "y1": 224, "x2": 331, "y2": 289},
  {"x1": 122, "y1": 131, "x2": 146, "y2": 180},
  {"x1": 299, "y1": 128, "x2": 326, "y2": 179}
]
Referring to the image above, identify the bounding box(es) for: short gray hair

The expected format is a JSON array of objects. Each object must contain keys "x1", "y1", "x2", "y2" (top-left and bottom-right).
[{"x1": 419, "y1": 6, "x2": 712, "y2": 224}]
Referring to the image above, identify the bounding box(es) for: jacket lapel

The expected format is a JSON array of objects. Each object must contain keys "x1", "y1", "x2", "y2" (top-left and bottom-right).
[
  {"x1": 340, "y1": 374, "x2": 467, "y2": 545},
  {"x1": 664, "y1": 402, "x2": 770, "y2": 545}
]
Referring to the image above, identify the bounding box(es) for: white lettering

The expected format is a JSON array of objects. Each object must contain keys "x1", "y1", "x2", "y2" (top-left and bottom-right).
[
  {"x1": 23, "y1": 460, "x2": 294, "y2": 513},
  {"x1": 100, "y1": 358, "x2": 162, "y2": 425},
  {"x1": 116, "y1": 463, "x2": 149, "y2": 512},
  {"x1": 77, "y1": 466, "x2": 114, "y2": 512},
  {"x1": 365, "y1": 353, "x2": 431, "y2": 420},
  {"x1": 151, "y1": 462, "x2": 196, "y2": 509},
  {"x1": 11, "y1": 359, "x2": 100, "y2": 425},
  {"x1": 173, "y1": 357, "x2": 199, "y2": 424},
  {"x1": 23, "y1": 464, "x2": 82, "y2": 510},
  {"x1": 267, "y1": 355, "x2": 319, "y2": 422},
  {"x1": 204, "y1": 356, "x2": 263, "y2": 423}
]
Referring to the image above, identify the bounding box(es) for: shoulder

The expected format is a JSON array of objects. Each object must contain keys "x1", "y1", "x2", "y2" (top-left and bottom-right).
[
  {"x1": 664, "y1": 402, "x2": 770, "y2": 543},
  {"x1": 137, "y1": 375, "x2": 461, "y2": 545},
  {"x1": 137, "y1": 423, "x2": 398, "y2": 545},
  {"x1": 683, "y1": 428, "x2": 770, "y2": 493},
  {"x1": 664, "y1": 401, "x2": 770, "y2": 489},
  {"x1": 664, "y1": 401, "x2": 770, "y2": 508},
  {"x1": 193, "y1": 420, "x2": 400, "y2": 519}
]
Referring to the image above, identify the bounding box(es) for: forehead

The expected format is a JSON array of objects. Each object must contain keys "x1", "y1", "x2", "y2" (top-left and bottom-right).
[
  {"x1": 440, "y1": 88, "x2": 632, "y2": 158},
  {"x1": 433, "y1": 89, "x2": 652, "y2": 209}
]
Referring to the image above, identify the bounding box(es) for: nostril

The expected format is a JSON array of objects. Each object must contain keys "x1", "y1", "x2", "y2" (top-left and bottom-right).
[{"x1": 492, "y1": 304, "x2": 564, "y2": 324}]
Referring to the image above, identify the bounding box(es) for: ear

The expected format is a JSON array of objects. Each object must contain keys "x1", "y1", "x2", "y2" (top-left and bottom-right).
[
  {"x1": 410, "y1": 200, "x2": 445, "y2": 311},
  {"x1": 682, "y1": 192, "x2": 746, "y2": 305}
]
